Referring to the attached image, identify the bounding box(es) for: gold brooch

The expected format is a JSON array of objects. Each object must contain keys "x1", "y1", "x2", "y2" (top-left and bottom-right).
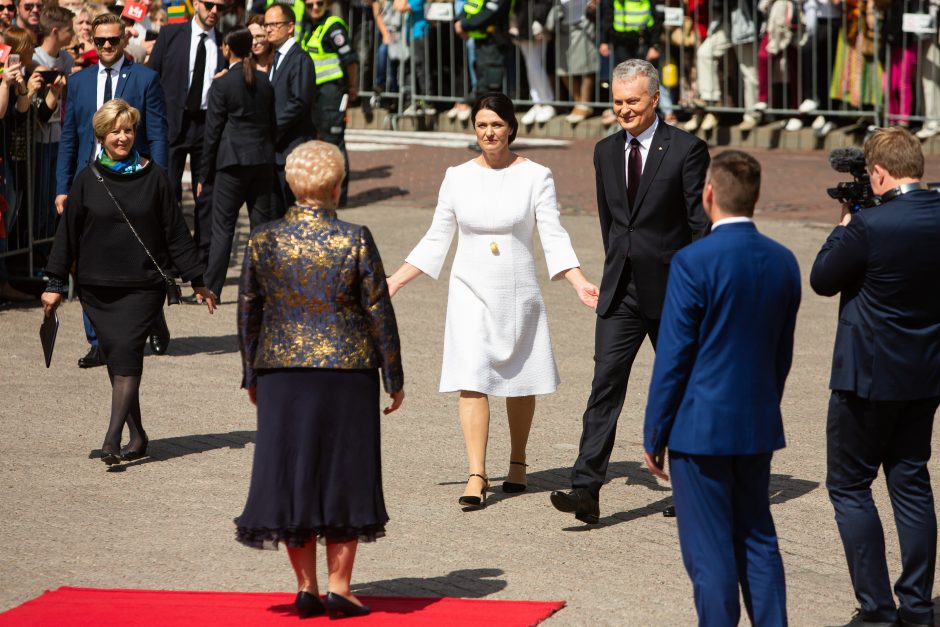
[{"x1": 490, "y1": 242, "x2": 499, "y2": 255}]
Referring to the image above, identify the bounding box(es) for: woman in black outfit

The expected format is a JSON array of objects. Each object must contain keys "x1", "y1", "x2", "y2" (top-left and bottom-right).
[
  {"x1": 198, "y1": 26, "x2": 277, "y2": 302},
  {"x1": 41, "y1": 99, "x2": 217, "y2": 465}
]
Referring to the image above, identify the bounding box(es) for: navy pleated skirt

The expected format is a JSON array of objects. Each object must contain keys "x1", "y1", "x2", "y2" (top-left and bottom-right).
[{"x1": 235, "y1": 368, "x2": 388, "y2": 549}]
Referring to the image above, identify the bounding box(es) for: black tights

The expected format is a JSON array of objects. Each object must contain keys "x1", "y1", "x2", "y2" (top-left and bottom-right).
[{"x1": 102, "y1": 369, "x2": 146, "y2": 453}]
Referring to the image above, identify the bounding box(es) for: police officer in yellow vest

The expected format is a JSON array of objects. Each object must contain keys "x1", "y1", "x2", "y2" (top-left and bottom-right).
[
  {"x1": 598, "y1": 0, "x2": 662, "y2": 67},
  {"x1": 301, "y1": 0, "x2": 359, "y2": 207},
  {"x1": 454, "y1": 0, "x2": 511, "y2": 99}
]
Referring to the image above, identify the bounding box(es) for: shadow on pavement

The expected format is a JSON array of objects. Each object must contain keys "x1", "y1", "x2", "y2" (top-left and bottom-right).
[
  {"x1": 350, "y1": 165, "x2": 392, "y2": 181},
  {"x1": 159, "y1": 334, "x2": 239, "y2": 356},
  {"x1": 345, "y1": 186, "x2": 409, "y2": 208},
  {"x1": 93, "y1": 430, "x2": 255, "y2": 471},
  {"x1": 352, "y1": 568, "x2": 506, "y2": 599}
]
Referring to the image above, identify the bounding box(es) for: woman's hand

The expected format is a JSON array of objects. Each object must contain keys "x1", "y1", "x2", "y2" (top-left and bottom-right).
[
  {"x1": 560, "y1": 267, "x2": 599, "y2": 310},
  {"x1": 386, "y1": 262, "x2": 423, "y2": 298},
  {"x1": 384, "y1": 389, "x2": 404, "y2": 414},
  {"x1": 49, "y1": 73, "x2": 67, "y2": 98},
  {"x1": 41, "y1": 292, "x2": 62, "y2": 317},
  {"x1": 26, "y1": 71, "x2": 43, "y2": 99},
  {"x1": 1, "y1": 63, "x2": 20, "y2": 87},
  {"x1": 193, "y1": 286, "x2": 217, "y2": 314}
]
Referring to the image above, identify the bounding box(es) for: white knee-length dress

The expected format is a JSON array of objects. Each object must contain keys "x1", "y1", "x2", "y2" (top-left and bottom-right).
[{"x1": 406, "y1": 159, "x2": 580, "y2": 396}]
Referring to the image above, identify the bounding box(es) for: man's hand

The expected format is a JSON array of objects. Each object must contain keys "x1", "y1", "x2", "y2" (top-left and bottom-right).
[
  {"x1": 840, "y1": 202, "x2": 853, "y2": 227},
  {"x1": 644, "y1": 450, "x2": 669, "y2": 482},
  {"x1": 55, "y1": 194, "x2": 67, "y2": 215},
  {"x1": 598, "y1": 43, "x2": 609, "y2": 57},
  {"x1": 454, "y1": 20, "x2": 467, "y2": 40},
  {"x1": 193, "y1": 286, "x2": 218, "y2": 313},
  {"x1": 646, "y1": 47, "x2": 661, "y2": 62},
  {"x1": 384, "y1": 389, "x2": 404, "y2": 414}
]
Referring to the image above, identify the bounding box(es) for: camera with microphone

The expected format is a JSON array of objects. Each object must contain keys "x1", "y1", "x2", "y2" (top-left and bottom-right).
[{"x1": 826, "y1": 148, "x2": 879, "y2": 213}]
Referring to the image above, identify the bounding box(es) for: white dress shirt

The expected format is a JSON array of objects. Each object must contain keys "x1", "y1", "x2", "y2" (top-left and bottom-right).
[
  {"x1": 712, "y1": 216, "x2": 754, "y2": 230},
  {"x1": 189, "y1": 17, "x2": 219, "y2": 110},
  {"x1": 624, "y1": 115, "x2": 659, "y2": 191},
  {"x1": 270, "y1": 36, "x2": 296, "y2": 78}
]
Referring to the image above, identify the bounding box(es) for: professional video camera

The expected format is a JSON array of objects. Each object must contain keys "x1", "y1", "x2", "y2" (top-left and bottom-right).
[{"x1": 826, "y1": 147, "x2": 879, "y2": 212}]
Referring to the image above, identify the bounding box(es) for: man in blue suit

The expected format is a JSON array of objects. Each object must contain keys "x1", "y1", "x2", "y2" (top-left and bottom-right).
[
  {"x1": 54, "y1": 12, "x2": 170, "y2": 364},
  {"x1": 644, "y1": 150, "x2": 801, "y2": 626},
  {"x1": 811, "y1": 127, "x2": 940, "y2": 627}
]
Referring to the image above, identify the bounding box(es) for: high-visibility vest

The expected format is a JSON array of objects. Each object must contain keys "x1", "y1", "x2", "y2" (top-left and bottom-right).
[
  {"x1": 462, "y1": 0, "x2": 490, "y2": 39},
  {"x1": 301, "y1": 15, "x2": 347, "y2": 85},
  {"x1": 266, "y1": 0, "x2": 305, "y2": 37},
  {"x1": 613, "y1": 0, "x2": 653, "y2": 33}
]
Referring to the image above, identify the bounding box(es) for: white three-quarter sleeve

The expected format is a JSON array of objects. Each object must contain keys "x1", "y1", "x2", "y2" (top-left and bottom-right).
[
  {"x1": 534, "y1": 168, "x2": 580, "y2": 279},
  {"x1": 405, "y1": 168, "x2": 457, "y2": 280}
]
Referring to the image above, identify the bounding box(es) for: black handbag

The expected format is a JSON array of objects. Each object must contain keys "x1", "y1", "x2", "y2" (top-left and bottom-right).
[{"x1": 90, "y1": 164, "x2": 183, "y2": 306}]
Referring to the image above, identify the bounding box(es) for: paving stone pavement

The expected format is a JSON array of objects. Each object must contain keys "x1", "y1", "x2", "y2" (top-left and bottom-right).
[{"x1": 3, "y1": 163, "x2": 940, "y2": 625}]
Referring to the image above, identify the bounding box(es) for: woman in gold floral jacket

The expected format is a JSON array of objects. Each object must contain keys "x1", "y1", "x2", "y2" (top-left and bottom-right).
[{"x1": 234, "y1": 140, "x2": 403, "y2": 620}]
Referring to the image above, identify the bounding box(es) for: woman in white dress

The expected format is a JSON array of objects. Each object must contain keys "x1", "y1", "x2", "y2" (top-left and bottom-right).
[{"x1": 387, "y1": 93, "x2": 598, "y2": 509}]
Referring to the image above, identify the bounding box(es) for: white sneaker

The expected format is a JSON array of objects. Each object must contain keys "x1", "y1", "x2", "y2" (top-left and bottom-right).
[
  {"x1": 566, "y1": 105, "x2": 591, "y2": 124},
  {"x1": 798, "y1": 98, "x2": 819, "y2": 114},
  {"x1": 683, "y1": 113, "x2": 702, "y2": 132},
  {"x1": 816, "y1": 120, "x2": 835, "y2": 138},
  {"x1": 401, "y1": 104, "x2": 419, "y2": 116},
  {"x1": 916, "y1": 122, "x2": 939, "y2": 140},
  {"x1": 700, "y1": 112, "x2": 719, "y2": 131},
  {"x1": 784, "y1": 117, "x2": 803, "y2": 132},
  {"x1": 447, "y1": 105, "x2": 461, "y2": 120},
  {"x1": 811, "y1": 115, "x2": 826, "y2": 130},
  {"x1": 456, "y1": 106, "x2": 472, "y2": 122},
  {"x1": 753, "y1": 101, "x2": 768, "y2": 111},
  {"x1": 521, "y1": 105, "x2": 540, "y2": 125},
  {"x1": 534, "y1": 104, "x2": 555, "y2": 124},
  {"x1": 738, "y1": 114, "x2": 759, "y2": 131}
]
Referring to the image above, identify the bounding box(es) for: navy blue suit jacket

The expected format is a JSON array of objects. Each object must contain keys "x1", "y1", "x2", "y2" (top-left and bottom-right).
[
  {"x1": 810, "y1": 190, "x2": 940, "y2": 401},
  {"x1": 56, "y1": 59, "x2": 169, "y2": 196},
  {"x1": 644, "y1": 222, "x2": 801, "y2": 455}
]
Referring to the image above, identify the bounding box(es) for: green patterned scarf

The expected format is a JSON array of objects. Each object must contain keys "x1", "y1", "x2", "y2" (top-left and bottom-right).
[{"x1": 97, "y1": 148, "x2": 143, "y2": 174}]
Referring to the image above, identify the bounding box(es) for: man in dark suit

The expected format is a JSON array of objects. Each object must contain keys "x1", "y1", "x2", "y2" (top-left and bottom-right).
[
  {"x1": 264, "y1": 2, "x2": 315, "y2": 216},
  {"x1": 644, "y1": 150, "x2": 800, "y2": 626},
  {"x1": 550, "y1": 59, "x2": 709, "y2": 524},
  {"x1": 810, "y1": 127, "x2": 940, "y2": 627},
  {"x1": 55, "y1": 12, "x2": 171, "y2": 362},
  {"x1": 148, "y1": 0, "x2": 227, "y2": 270}
]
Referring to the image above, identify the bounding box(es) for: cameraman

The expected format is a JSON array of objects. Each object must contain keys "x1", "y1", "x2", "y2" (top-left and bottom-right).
[{"x1": 810, "y1": 126, "x2": 940, "y2": 627}]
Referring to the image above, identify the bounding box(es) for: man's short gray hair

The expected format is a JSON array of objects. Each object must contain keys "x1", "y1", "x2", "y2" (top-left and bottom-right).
[{"x1": 611, "y1": 59, "x2": 660, "y2": 97}]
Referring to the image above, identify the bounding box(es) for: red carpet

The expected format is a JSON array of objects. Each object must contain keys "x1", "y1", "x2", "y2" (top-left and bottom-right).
[{"x1": 0, "y1": 587, "x2": 565, "y2": 626}]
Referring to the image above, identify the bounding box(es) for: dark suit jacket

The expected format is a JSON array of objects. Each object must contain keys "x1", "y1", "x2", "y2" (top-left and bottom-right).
[
  {"x1": 147, "y1": 21, "x2": 226, "y2": 143},
  {"x1": 644, "y1": 222, "x2": 801, "y2": 455},
  {"x1": 594, "y1": 120, "x2": 710, "y2": 318},
  {"x1": 269, "y1": 42, "x2": 316, "y2": 165},
  {"x1": 200, "y1": 63, "x2": 276, "y2": 183},
  {"x1": 55, "y1": 59, "x2": 168, "y2": 196},
  {"x1": 810, "y1": 190, "x2": 940, "y2": 401}
]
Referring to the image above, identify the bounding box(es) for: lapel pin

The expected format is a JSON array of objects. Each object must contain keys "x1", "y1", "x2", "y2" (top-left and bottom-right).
[{"x1": 658, "y1": 146, "x2": 663, "y2": 150}]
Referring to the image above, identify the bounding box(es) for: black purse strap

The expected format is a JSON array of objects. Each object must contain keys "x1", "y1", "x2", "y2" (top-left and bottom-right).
[{"x1": 90, "y1": 164, "x2": 175, "y2": 288}]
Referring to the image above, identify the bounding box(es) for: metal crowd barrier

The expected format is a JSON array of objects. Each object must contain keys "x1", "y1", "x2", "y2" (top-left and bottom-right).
[
  {"x1": 0, "y1": 106, "x2": 59, "y2": 282},
  {"x1": 346, "y1": 0, "x2": 939, "y2": 130}
]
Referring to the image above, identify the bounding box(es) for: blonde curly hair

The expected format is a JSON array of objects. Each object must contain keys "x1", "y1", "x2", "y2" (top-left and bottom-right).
[{"x1": 285, "y1": 141, "x2": 346, "y2": 207}]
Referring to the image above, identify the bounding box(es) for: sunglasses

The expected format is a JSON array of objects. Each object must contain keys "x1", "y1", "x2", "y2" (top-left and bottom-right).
[
  {"x1": 0, "y1": 4, "x2": 15, "y2": 11},
  {"x1": 201, "y1": 0, "x2": 224, "y2": 11},
  {"x1": 21, "y1": 2, "x2": 41, "y2": 10},
  {"x1": 93, "y1": 35, "x2": 122, "y2": 47},
  {"x1": 305, "y1": 1, "x2": 325, "y2": 6},
  {"x1": 262, "y1": 20, "x2": 290, "y2": 28}
]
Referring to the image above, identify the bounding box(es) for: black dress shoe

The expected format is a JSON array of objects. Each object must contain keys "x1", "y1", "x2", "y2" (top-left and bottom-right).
[
  {"x1": 324, "y1": 592, "x2": 370, "y2": 619},
  {"x1": 550, "y1": 488, "x2": 600, "y2": 524},
  {"x1": 149, "y1": 311, "x2": 170, "y2": 355},
  {"x1": 78, "y1": 346, "x2": 106, "y2": 368},
  {"x1": 663, "y1": 505, "x2": 676, "y2": 518},
  {"x1": 294, "y1": 591, "x2": 325, "y2": 618},
  {"x1": 180, "y1": 293, "x2": 199, "y2": 305}
]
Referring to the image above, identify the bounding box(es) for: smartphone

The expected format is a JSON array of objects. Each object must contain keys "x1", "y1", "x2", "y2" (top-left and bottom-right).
[
  {"x1": 8, "y1": 53, "x2": 20, "y2": 66},
  {"x1": 37, "y1": 69, "x2": 61, "y2": 83},
  {"x1": 145, "y1": 29, "x2": 158, "y2": 41}
]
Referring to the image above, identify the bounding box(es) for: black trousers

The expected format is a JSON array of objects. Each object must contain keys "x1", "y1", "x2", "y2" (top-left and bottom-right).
[
  {"x1": 469, "y1": 40, "x2": 507, "y2": 100},
  {"x1": 204, "y1": 164, "x2": 276, "y2": 299},
  {"x1": 169, "y1": 110, "x2": 214, "y2": 266},
  {"x1": 826, "y1": 390, "x2": 939, "y2": 625},
  {"x1": 273, "y1": 164, "x2": 295, "y2": 219},
  {"x1": 571, "y1": 275, "x2": 660, "y2": 499},
  {"x1": 314, "y1": 80, "x2": 349, "y2": 207}
]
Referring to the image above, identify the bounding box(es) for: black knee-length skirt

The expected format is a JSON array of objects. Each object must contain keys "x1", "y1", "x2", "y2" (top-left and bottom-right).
[
  {"x1": 80, "y1": 284, "x2": 165, "y2": 376},
  {"x1": 235, "y1": 368, "x2": 389, "y2": 549}
]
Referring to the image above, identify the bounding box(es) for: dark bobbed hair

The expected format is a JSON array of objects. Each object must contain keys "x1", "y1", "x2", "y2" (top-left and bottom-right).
[
  {"x1": 224, "y1": 27, "x2": 256, "y2": 91},
  {"x1": 471, "y1": 92, "x2": 518, "y2": 144}
]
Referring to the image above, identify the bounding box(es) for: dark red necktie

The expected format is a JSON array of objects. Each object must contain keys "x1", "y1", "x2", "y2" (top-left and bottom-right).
[{"x1": 627, "y1": 138, "x2": 642, "y2": 209}]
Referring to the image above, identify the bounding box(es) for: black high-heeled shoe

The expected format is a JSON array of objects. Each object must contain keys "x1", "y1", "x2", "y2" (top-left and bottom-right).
[
  {"x1": 295, "y1": 591, "x2": 326, "y2": 618},
  {"x1": 457, "y1": 473, "x2": 488, "y2": 509},
  {"x1": 120, "y1": 437, "x2": 149, "y2": 462},
  {"x1": 502, "y1": 460, "x2": 528, "y2": 493},
  {"x1": 323, "y1": 592, "x2": 370, "y2": 619},
  {"x1": 100, "y1": 443, "x2": 122, "y2": 466}
]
